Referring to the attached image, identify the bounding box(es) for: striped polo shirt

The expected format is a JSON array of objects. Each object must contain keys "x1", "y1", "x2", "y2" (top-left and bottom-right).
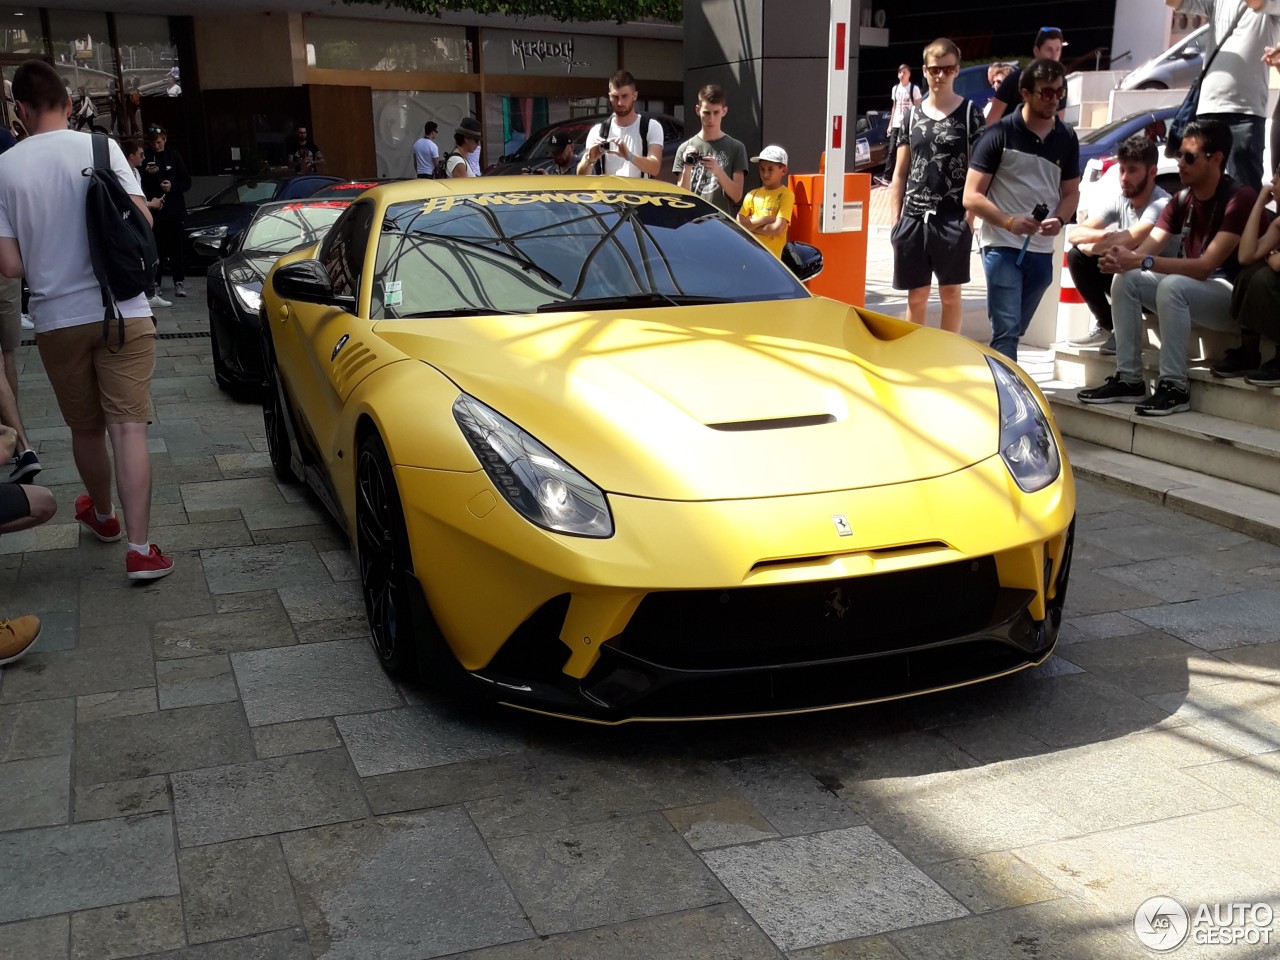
[{"x1": 971, "y1": 109, "x2": 1080, "y2": 254}]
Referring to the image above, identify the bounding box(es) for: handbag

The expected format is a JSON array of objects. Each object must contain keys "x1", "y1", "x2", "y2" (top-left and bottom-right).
[{"x1": 1165, "y1": 4, "x2": 1247, "y2": 157}]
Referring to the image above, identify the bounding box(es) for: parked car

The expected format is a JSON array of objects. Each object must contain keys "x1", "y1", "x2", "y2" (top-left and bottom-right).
[
  {"x1": 1076, "y1": 106, "x2": 1179, "y2": 218},
  {"x1": 185, "y1": 174, "x2": 344, "y2": 269},
  {"x1": 204, "y1": 198, "x2": 352, "y2": 391},
  {"x1": 1118, "y1": 25, "x2": 1209, "y2": 90},
  {"x1": 485, "y1": 114, "x2": 684, "y2": 182},
  {"x1": 260, "y1": 177, "x2": 1074, "y2": 722},
  {"x1": 853, "y1": 111, "x2": 891, "y2": 173}
]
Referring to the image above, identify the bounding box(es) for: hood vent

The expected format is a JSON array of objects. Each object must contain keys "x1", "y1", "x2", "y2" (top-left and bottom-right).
[{"x1": 707, "y1": 414, "x2": 837, "y2": 432}]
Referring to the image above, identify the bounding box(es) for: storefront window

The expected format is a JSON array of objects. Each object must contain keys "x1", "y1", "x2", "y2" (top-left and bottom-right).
[
  {"x1": 307, "y1": 17, "x2": 469, "y2": 73},
  {"x1": 371, "y1": 89, "x2": 474, "y2": 178},
  {"x1": 115, "y1": 15, "x2": 180, "y2": 99},
  {"x1": 0, "y1": 7, "x2": 45, "y2": 57}
]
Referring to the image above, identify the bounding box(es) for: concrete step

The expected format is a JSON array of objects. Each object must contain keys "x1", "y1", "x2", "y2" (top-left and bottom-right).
[
  {"x1": 1045, "y1": 383, "x2": 1280, "y2": 496},
  {"x1": 1065, "y1": 437, "x2": 1280, "y2": 547},
  {"x1": 1054, "y1": 342, "x2": 1280, "y2": 432}
]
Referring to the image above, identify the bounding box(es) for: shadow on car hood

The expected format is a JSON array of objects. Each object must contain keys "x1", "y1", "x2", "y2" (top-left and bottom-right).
[{"x1": 375, "y1": 298, "x2": 1001, "y2": 500}]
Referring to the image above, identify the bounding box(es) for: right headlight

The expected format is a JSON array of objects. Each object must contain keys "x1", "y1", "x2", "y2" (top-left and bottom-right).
[
  {"x1": 987, "y1": 356, "x2": 1061, "y2": 493},
  {"x1": 453, "y1": 394, "x2": 613, "y2": 538}
]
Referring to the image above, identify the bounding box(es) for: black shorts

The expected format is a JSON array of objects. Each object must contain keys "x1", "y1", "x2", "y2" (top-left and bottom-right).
[
  {"x1": 0, "y1": 482, "x2": 29, "y2": 526},
  {"x1": 890, "y1": 213, "x2": 973, "y2": 290}
]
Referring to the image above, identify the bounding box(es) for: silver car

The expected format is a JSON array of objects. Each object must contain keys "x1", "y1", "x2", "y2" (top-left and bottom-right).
[{"x1": 1118, "y1": 24, "x2": 1209, "y2": 90}]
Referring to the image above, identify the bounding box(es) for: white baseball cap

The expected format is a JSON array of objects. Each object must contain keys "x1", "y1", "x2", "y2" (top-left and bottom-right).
[{"x1": 750, "y1": 145, "x2": 788, "y2": 166}]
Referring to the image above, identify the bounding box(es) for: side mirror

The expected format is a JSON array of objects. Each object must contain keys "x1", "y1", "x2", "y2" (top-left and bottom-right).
[
  {"x1": 271, "y1": 259, "x2": 355, "y2": 310},
  {"x1": 782, "y1": 241, "x2": 823, "y2": 283}
]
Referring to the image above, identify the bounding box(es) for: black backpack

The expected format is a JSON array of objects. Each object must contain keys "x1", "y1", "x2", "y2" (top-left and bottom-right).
[
  {"x1": 84, "y1": 132, "x2": 159, "y2": 345},
  {"x1": 592, "y1": 113, "x2": 650, "y2": 176},
  {"x1": 434, "y1": 150, "x2": 456, "y2": 179}
]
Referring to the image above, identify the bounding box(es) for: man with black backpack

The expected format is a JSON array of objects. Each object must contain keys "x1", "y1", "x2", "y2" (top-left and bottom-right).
[
  {"x1": 577, "y1": 71, "x2": 663, "y2": 178},
  {"x1": 0, "y1": 60, "x2": 173, "y2": 581}
]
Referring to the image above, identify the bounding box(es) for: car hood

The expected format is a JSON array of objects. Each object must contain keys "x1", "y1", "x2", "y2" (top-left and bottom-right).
[{"x1": 375, "y1": 298, "x2": 1002, "y2": 500}]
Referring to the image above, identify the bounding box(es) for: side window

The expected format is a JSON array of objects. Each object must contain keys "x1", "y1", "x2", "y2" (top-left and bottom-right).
[{"x1": 319, "y1": 201, "x2": 375, "y2": 303}]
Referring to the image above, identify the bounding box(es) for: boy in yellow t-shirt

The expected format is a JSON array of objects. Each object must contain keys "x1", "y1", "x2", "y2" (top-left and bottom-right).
[{"x1": 737, "y1": 145, "x2": 794, "y2": 258}]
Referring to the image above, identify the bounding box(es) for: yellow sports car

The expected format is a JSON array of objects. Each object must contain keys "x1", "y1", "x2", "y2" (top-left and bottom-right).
[{"x1": 261, "y1": 177, "x2": 1074, "y2": 723}]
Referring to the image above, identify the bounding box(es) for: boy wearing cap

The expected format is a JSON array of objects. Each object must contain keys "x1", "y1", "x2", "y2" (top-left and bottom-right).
[{"x1": 737, "y1": 146, "x2": 794, "y2": 259}]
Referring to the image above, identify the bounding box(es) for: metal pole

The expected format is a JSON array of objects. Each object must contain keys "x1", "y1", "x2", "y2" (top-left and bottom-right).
[{"x1": 821, "y1": 0, "x2": 851, "y2": 234}]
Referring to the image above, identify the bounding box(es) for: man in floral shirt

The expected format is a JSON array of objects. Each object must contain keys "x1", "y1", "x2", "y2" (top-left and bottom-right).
[{"x1": 888, "y1": 37, "x2": 984, "y2": 333}]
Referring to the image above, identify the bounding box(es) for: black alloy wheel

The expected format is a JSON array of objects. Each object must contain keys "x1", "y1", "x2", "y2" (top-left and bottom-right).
[
  {"x1": 356, "y1": 432, "x2": 423, "y2": 679},
  {"x1": 260, "y1": 335, "x2": 298, "y2": 483}
]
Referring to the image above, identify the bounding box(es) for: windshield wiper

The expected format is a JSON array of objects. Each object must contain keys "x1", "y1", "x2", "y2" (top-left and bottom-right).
[
  {"x1": 397, "y1": 307, "x2": 525, "y2": 318},
  {"x1": 536, "y1": 293, "x2": 732, "y2": 313}
]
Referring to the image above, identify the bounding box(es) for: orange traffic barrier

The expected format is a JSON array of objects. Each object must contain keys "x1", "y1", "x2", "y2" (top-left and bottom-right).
[{"x1": 787, "y1": 169, "x2": 871, "y2": 307}]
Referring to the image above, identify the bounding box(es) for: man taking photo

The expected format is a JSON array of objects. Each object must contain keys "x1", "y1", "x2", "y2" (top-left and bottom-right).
[{"x1": 579, "y1": 71, "x2": 663, "y2": 178}]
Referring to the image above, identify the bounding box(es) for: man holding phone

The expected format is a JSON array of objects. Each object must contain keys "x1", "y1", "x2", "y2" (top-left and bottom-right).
[
  {"x1": 142, "y1": 124, "x2": 191, "y2": 299},
  {"x1": 673, "y1": 84, "x2": 746, "y2": 214},
  {"x1": 578, "y1": 71, "x2": 663, "y2": 178},
  {"x1": 964, "y1": 58, "x2": 1080, "y2": 362}
]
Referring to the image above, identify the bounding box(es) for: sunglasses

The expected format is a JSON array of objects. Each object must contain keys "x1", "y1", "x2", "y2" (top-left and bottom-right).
[
  {"x1": 1033, "y1": 86, "x2": 1067, "y2": 102},
  {"x1": 924, "y1": 64, "x2": 959, "y2": 77},
  {"x1": 1178, "y1": 150, "x2": 1207, "y2": 164}
]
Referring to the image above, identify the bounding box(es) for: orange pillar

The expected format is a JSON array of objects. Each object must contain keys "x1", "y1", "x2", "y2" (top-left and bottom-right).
[{"x1": 787, "y1": 170, "x2": 870, "y2": 306}]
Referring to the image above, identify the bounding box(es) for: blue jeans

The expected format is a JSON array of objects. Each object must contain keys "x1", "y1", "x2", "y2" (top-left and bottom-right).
[{"x1": 982, "y1": 245, "x2": 1054, "y2": 362}]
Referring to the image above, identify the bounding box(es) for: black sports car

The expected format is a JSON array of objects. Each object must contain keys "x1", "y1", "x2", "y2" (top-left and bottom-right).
[
  {"x1": 186, "y1": 174, "x2": 344, "y2": 269},
  {"x1": 206, "y1": 198, "x2": 351, "y2": 390}
]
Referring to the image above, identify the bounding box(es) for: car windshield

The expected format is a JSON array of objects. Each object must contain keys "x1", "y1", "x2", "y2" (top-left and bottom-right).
[
  {"x1": 209, "y1": 180, "x2": 281, "y2": 206},
  {"x1": 242, "y1": 201, "x2": 351, "y2": 256},
  {"x1": 505, "y1": 120, "x2": 597, "y2": 163},
  {"x1": 1079, "y1": 114, "x2": 1149, "y2": 145},
  {"x1": 372, "y1": 190, "x2": 807, "y2": 320}
]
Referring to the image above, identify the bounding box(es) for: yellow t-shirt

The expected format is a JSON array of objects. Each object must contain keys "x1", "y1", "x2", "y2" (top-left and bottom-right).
[{"x1": 738, "y1": 185, "x2": 795, "y2": 258}]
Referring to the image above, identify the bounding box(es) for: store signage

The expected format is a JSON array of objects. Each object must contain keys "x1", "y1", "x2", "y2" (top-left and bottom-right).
[{"x1": 510, "y1": 37, "x2": 590, "y2": 74}]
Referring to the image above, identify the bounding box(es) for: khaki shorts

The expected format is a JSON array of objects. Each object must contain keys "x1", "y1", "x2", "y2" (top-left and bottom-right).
[
  {"x1": 0, "y1": 276, "x2": 21, "y2": 352},
  {"x1": 36, "y1": 318, "x2": 156, "y2": 429}
]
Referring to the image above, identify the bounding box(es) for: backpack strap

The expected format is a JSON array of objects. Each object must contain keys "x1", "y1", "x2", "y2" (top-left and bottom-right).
[{"x1": 88, "y1": 133, "x2": 125, "y2": 349}]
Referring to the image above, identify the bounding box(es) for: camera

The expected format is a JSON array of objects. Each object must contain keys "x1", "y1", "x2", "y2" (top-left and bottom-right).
[{"x1": 684, "y1": 149, "x2": 703, "y2": 166}]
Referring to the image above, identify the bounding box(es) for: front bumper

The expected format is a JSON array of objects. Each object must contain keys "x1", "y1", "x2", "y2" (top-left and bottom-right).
[{"x1": 393, "y1": 452, "x2": 1075, "y2": 722}]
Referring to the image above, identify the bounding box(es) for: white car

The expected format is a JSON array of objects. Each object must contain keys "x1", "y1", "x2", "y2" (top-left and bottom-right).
[{"x1": 1118, "y1": 25, "x2": 1209, "y2": 91}]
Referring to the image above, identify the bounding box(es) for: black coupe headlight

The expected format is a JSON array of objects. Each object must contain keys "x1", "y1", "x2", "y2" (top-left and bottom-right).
[
  {"x1": 453, "y1": 395, "x2": 613, "y2": 538},
  {"x1": 987, "y1": 356, "x2": 1061, "y2": 493}
]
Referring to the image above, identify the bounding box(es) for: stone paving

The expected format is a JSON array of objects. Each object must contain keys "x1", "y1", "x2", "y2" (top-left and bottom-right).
[{"x1": 3, "y1": 279, "x2": 1280, "y2": 959}]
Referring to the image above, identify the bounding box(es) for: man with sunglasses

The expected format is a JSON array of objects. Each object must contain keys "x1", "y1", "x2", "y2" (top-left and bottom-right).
[
  {"x1": 1170, "y1": 0, "x2": 1280, "y2": 193},
  {"x1": 889, "y1": 38, "x2": 984, "y2": 333},
  {"x1": 964, "y1": 58, "x2": 1080, "y2": 363},
  {"x1": 985, "y1": 28, "x2": 1067, "y2": 127},
  {"x1": 1078, "y1": 119, "x2": 1261, "y2": 415}
]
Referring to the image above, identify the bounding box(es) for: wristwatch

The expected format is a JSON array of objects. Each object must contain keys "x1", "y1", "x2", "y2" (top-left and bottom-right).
[{"x1": 1141, "y1": 255, "x2": 1155, "y2": 271}]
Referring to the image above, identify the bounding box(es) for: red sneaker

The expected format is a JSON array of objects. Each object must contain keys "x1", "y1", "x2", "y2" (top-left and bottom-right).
[
  {"x1": 126, "y1": 544, "x2": 174, "y2": 582},
  {"x1": 75, "y1": 494, "x2": 123, "y2": 542}
]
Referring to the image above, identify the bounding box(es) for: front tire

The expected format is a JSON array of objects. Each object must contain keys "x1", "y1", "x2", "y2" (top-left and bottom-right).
[
  {"x1": 356, "y1": 432, "x2": 430, "y2": 680},
  {"x1": 261, "y1": 332, "x2": 298, "y2": 483}
]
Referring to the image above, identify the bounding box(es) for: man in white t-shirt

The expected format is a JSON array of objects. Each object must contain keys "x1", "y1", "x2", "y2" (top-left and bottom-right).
[
  {"x1": 0, "y1": 60, "x2": 173, "y2": 582},
  {"x1": 577, "y1": 70, "x2": 664, "y2": 178},
  {"x1": 412, "y1": 121, "x2": 439, "y2": 178},
  {"x1": 882, "y1": 64, "x2": 921, "y2": 184}
]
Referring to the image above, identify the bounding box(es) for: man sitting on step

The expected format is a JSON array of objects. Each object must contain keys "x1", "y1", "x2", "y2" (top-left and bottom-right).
[
  {"x1": 1067, "y1": 134, "x2": 1178, "y2": 356},
  {"x1": 1077, "y1": 120, "x2": 1261, "y2": 416}
]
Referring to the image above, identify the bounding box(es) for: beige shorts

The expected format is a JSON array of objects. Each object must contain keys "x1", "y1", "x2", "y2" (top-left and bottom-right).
[
  {"x1": 0, "y1": 276, "x2": 21, "y2": 353},
  {"x1": 36, "y1": 318, "x2": 156, "y2": 429}
]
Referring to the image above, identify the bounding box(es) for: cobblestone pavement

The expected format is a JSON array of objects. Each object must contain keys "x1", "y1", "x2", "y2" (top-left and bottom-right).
[{"x1": 4, "y1": 278, "x2": 1280, "y2": 960}]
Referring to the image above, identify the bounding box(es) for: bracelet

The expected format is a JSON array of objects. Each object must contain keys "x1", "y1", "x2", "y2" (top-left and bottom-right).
[{"x1": 1004, "y1": 215, "x2": 1014, "y2": 231}]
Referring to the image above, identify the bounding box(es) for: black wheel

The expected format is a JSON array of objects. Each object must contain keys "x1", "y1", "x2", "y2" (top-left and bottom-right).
[
  {"x1": 1136, "y1": 81, "x2": 1168, "y2": 91},
  {"x1": 356, "y1": 432, "x2": 432, "y2": 680},
  {"x1": 210, "y1": 316, "x2": 232, "y2": 391},
  {"x1": 261, "y1": 335, "x2": 298, "y2": 483}
]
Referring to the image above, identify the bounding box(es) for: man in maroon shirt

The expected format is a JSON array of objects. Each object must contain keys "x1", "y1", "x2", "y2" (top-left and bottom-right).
[{"x1": 1077, "y1": 119, "x2": 1260, "y2": 416}]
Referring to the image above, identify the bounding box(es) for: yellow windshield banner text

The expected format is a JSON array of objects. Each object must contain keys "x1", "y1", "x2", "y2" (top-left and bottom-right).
[{"x1": 419, "y1": 192, "x2": 698, "y2": 215}]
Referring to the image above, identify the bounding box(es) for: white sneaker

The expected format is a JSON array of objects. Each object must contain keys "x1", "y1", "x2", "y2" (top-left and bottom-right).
[
  {"x1": 1068, "y1": 326, "x2": 1111, "y2": 347},
  {"x1": 19, "y1": 313, "x2": 33, "y2": 330},
  {"x1": 148, "y1": 294, "x2": 172, "y2": 308}
]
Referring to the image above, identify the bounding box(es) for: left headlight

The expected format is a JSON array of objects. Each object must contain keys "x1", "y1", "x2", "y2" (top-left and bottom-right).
[
  {"x1": 232, "y1": 282, "x2": 262, "y2": 313},
  {"x1": 453, "y1": 394, "x2": 614, "y2": 538},
  {"x1": 189, "y1": 225, "x2": 228, "y2": 239},
  {"x1": 987, "y1": 356, "x2": 1061, "y2": 493}
]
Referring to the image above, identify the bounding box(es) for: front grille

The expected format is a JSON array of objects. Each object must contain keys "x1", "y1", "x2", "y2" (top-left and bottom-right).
[{"x1": 611, "y1": 556, "x2": 1001, "y2": 671}]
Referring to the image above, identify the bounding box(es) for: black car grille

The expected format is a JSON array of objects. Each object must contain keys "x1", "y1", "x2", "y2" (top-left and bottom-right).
[{"x1": 611, "y1": 556, "x2": 1001, "y2": 671}]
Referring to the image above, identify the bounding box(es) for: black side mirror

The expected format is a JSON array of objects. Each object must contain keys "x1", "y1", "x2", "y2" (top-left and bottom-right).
[
  {"x1": 782, "y1": 241, "x2": 824, "y2": 283},
  {"x1": 271, "y1": 259, "x2": 356, "y2": 310}
]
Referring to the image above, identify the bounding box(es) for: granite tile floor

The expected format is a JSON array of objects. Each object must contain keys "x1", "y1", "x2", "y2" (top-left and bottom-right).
[{"x1": 3, "y1": 279, "x2": 1280, "y2": 959}]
